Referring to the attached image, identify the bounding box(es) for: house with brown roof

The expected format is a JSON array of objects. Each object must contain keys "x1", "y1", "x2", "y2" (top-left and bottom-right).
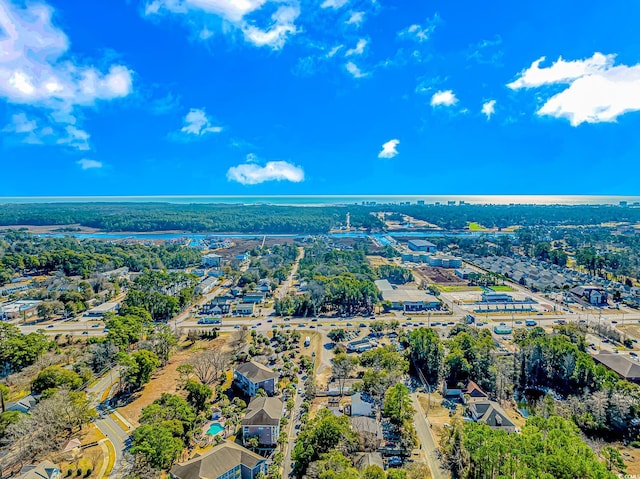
[
  {"x1": 461, "y1": 381, "x2": 489, "y2": 404},
  {"x1": 170, "y1": 441, "x2": 267, "y2": 479},
  {"x1": 593, "y1": 351, "x2": 640, "y2": 383},
  {"x1": 233, "y1": 361, "x2": 278, "y2": 397},
  {"x1": 242, "y1": 397, "x2": 283, "y2": 447}
]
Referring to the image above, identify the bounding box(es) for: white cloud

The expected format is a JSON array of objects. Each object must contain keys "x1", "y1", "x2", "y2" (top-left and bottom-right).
[
  {"x1": 76, "y1": 158, "x2": 102, "y2": 170},
  {"x1": 345, "y1": 11, "x2": 364, "y2": 26},
  {"x1": 345, "y1": 61, "x2": 367, "y2": 78},
  {"x1": 326, "y1": 45, "x2": 343, "y2": 58},
  {"x1": 378, "y1": 139, "x2": 399, "y2": 159},
  {"x1": 398, "y1": 16, "x2": 439, "y2": 43},
  {"x1": 0, "y1": 0, "x2": 133, "y2": 149},
  {"x1": 509, "y1": 52, "x2": 640, "y2": 126},
  {"x1": 242, "y1": 4, "x2": 299, "y2": 49},
  {"x1": 481, "y1": 99, "x2": 496, "y2": 120},
  {"x1": 320, "y1": 0, "x2": 348, "y2": 9},
  {"x1": 507, "y1": 53, "x2": 614, "y2": 90},
  {"x1": 180, "y1": 108, "x2": 222, "y2": 135},
  {"x1": 345, "y1": 38, "x2": 367, "y2": 56},
  {"x1": 57, "y1": 125, "x2": 90, "y2": 150},
  {"x1": 145, "y1": 0, "x2": 300, "y2": 50},
  {"x1": 227, "y1": 160, "x2": 304, "y2": 185},
  {"x1": 430, "y1": 90, "x2": 457, "y2": 107}
]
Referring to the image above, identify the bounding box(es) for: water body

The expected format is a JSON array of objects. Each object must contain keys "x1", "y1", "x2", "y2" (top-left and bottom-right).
[{"x1": 1, "y1": 195, "x2": 639, "y2": 205}]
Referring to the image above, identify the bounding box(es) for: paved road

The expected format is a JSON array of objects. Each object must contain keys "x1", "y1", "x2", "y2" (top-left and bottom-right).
[
  {"x1": 282, "y1": 389, "x2": 305, "y2": 478},
  {"x1": 277, "y1": 247, "x2": 304, "y2": 300},
  {"x1": 411, "y1": 393, "x2": 449, "y2": 479},
  {"x1": 95, "y1": 407, "x2": 129, "y2": 478}
]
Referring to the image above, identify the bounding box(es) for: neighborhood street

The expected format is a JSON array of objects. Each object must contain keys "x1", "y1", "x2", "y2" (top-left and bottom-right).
[{"x1": 411, "y1": 393, "x2": 449, "y2": 479}]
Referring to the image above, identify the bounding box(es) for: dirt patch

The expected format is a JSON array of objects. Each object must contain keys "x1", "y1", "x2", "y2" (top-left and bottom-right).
[
  {"x1": 416, "y1": 266, "x2": 464, "y2": 285},
  {"x1": 119, "y1": 337, "x2": 228, "y2": 426},
  {"x1": 619, "y1": 444, "x2": 640, "y2": 475}
]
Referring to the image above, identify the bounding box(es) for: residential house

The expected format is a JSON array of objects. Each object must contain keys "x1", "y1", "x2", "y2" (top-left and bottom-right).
[
  {"x1": 202, "y1": 297, "x2": 233, "y2": 315},
  {"x1": 17, "y1": 461, "x2": 61, "y2": 479},
  {"x1": 233, "y1": 361, "x2": 278, "y2": 396},
  {"x1": 468, "y1": 400, "x2": 516, "y2": 433},
  {"x1": 571, "y1": 286, "x2": 608, "y2": 306},
  {"x1": 460, "y1": 381, "x2": 489, "y2": 404},
  {"x1": 242, "y1": 397, "x2": 283, "y2": 447},
  {"x1": 170, "y1": 441, "x2": 267, "y2": 479},
  {"x1": 6, "y1": 394, "x2": 38, "y2": 413}
]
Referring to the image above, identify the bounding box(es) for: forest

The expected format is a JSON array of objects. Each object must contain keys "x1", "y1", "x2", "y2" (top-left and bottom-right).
[
  {"x1": 0, "y1": 203, "x2": 382, "y2": 233},
  {"x1": 0, "y1": 231, "x2": 202, "y2": 286}
]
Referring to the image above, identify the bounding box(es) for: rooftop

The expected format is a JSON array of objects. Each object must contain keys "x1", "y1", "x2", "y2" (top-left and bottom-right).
[
  {"x1": 243, "y1": 397, "x2": 283, "y2": 426},
  {"x1": 593, "y1": 351, "x2": 640, "y2": 379},
  {"x1": 235, "y1": 361, "x2": 278, "y2": 383},
  {"x1": 170, "y1": 442, "x2": 264, "y2": 479},
  {"x1": 375, "y1": 280, "x2": 439, "y2": 304}
]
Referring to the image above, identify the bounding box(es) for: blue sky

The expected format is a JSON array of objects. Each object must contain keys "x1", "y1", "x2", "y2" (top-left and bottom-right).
[{"x1": 1, "y1": 0, "x2": 640, "y2": 196}]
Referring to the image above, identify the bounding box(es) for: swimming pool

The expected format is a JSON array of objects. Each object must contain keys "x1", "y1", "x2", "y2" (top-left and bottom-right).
[{"x1": 206, "y1": 422, "x2": 224, "y2": 436}]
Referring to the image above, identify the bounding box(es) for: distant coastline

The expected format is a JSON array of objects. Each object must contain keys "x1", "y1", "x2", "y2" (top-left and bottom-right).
[{"x1": 0, "y1": 195, "x2": 639, "y2": 206}]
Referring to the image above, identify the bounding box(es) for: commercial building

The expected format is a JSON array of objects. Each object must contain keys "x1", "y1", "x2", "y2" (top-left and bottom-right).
[
  {"x1": 0, "y1": 300, "x2": 41, "y2": 321},
  {"x1": 408, "y1": 240, "x2": 437, "y2": 252},
  {"x1": 235, "y1": 303, "x2": 255, "y2": 315},
  {"x1": 592, "y1": 351, "x2": 640, "y2": 382},
  {"x1": 195, "y1": 277, "x2": 219, "y2": 295},
  {"x1": 455, "y1": 268, "x2": 477, "y2": 280},
  {"x1": 234, "y1": 361, "x2": 278, "y2": 396},
  {"x1": 242, "y1": 397, "x2": 283, "y2": 447},
  {"x1": 170, "y1": 441, "x2": 267, "y2": 479},
  {"x1": 349, "y1": 392, "x2": 375, "y2": 417},
  {"x1": 375, "y1": 280, "x2": 440, "y2": 311},
  {"x1": 85, "y1": 301, "x2": 119, "y2": 318}
]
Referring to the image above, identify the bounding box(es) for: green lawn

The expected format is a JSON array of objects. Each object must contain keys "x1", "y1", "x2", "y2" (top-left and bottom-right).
[
  {"x1": 437, "y1": 285, "x2": 483, "y2": 292},
  {"x1": 468, "y1": 222, "x2": 488, "y2": 231},
  {"x1": 490, "y1": 285, "x2": 514, "y2": 292}
]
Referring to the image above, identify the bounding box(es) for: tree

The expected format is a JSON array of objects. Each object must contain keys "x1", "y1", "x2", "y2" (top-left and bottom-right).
[
  {"x1": 601, "y1": 446, "x2": 627, "y2": 474},
  {"x1": 246, "y1": 436, "x2": 259, "y2": 451},
  {"x1": 383, "y1": 384, "x2": 414, "y2": 425},
  {"x1": 119, "y1": 350, "x2": 160, "y2": 390},
  {"x1": 331, "y1": 353, "x2": 358, "y2": 397},
  {"x1": 361, "y1": 465, "x2": 386, "y2": 479},
  {"x1": 184, "y1": 380, "x2": 213, "y2": 414},
  {"x1": 328, "y1": 329, "x2": 347, "y2": 343},
  {"x1": 292, "y1": 409, "x2": 359, "y2": 475},
  {"x1": 32, "y1": 365, "x2": 83, "y2": 393},
  {"x1": 131, "y1": 423, "x2": 183, "y2": 470},
  {"x1": 189, "y1": 349, "x2": 230, "y2": 385},
  {"x1": 408, "y1": 328, "x2": 443, "y2": 385}
]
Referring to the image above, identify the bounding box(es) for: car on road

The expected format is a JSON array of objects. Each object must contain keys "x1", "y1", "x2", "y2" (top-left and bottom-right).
[
  {"x1": 312, "y1": 318, "x2": 318, "y2": 322},
  {"x1": 631, "y1": 352, "x2": 638, "y2": 357},
  {"x1": 92, "y1": 323, "x2": 100, "y2": 328},
  {"x1": 297, "y1": 388, "x2": 303, "y2": 394},
  {"x1": 267, "y1": 319, "x2": 273, "y2": 323},
  {"x1": 47, "y1": 324, "x2": 54, "y2": 328},
  {"x1": 234, "y1": 324, "x2": 240, "y2": 329},
  {"x1": 82, "y1": 331, "x2": 89, "y2": 335},
  {"x1": 360, "y1": 323, "x2": 366, "y2": 327},
  {"x1": 346, "y1": 323, "x2": 353, "y2": 326},
  {"x1": 515, "y1": 320, "x2": 523, "y2": 325}
]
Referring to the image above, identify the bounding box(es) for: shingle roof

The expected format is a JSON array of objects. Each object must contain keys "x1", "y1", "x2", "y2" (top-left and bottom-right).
[
  {"x1": 469, "y1": 400, "x2": 515, "y2": 429},
  {"x1": 234, "y1": 361, "x2": 278, "y2": 383},
  {"x1": 18, "y1": 461, "x2": 59, "y2": 479},
  {"x1": 170, "y1": 442, "x2": 264, "y2": 479},
  {"x1": 593, "y1": 351, "x2": 640, "y2": 380},
  {"x1": 242, "y1": 397, "x2": 283, "y2": 426}
]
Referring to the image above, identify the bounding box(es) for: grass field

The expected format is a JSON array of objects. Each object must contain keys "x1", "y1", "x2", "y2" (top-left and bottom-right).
[
  {"x1": 468, "y1": 222, "x2": 488, "y2": 231},
  {"x1": 437, "y1": 285, "x2": 482, "y2": 292},
  {"x1": 490, "y1": 285, "x2": 514, "y2": 292}
]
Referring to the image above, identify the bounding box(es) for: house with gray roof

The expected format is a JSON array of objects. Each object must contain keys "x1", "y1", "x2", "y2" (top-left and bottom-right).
[
  {"x1": 170, "y1": 441, "x2": 266, "y2": 479},
  {"x1": 242, "y1": 397, "x2": 283, "y2": 447},
  {"x1": 17, "y1": 461, "x2": 60, "y2": 479},
  {"x1": 468, "y1": 399, "x2": 516, "y2": 433},
  {"x1": 233, "y1": 361, "x2": 278, "y2": 396},
  {"x1": 593, "y1": 351, "x2": 640, "y2": 383}
]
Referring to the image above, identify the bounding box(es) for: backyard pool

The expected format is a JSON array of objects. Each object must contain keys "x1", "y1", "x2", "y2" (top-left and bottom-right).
[{"x1": 206, "y1": 422, "x2": 224, "y2": 436}]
